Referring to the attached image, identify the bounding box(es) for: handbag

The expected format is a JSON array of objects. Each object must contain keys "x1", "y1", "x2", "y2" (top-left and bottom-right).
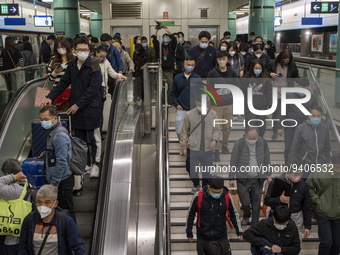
[
  {"x1": 34, "y1": 79, "x2": 50, "y2": 108},
  {"x1": 0, "y1": 180, "x2": 32, "y2": 237}
]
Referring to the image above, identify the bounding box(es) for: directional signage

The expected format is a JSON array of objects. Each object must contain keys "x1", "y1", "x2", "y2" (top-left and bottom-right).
[
  {"x1": 311, "y1": 2, "x2": 338, "y2": 13},
  {"x1": 0, "y1": 4, "x2": 19, "y2": 16},
  {"x1": 301, "y1": 17, "x2": 323, "y2": 25}
]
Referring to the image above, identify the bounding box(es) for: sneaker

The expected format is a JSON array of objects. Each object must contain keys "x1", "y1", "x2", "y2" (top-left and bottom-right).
[
  {"x1": 214, "y1": 150, "x2": 220, "y2": 162},
  {"x1": 90, "y1": 164, "x2": 100, "y2": 178},
  {"x1": 191, "y1": 185, "x2": 201, "y2": 194},
  {"x1": 85, "y1": 165, "x2": 92, "y2": 174},
  {"x1": 241, "y1": 217, "x2": 250, "y2": 225},
  {"x1": 222, "y1": 146, "x2": 229, "y2": 154},
  {"x1": 272, "y1": 133, "x2": 278, "y2": 141}
]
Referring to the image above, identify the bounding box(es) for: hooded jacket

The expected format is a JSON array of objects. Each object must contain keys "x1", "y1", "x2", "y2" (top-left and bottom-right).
[
  {"x1": 243, "y1": 218, "x2": 301, "y2": 255},
  {"x1": 47, "y1": 56, "x2": 103, "y2": 130},
  {"x1": 288, "y1": 120, "x2": 331, "y2": 166},
  {"x1": 186, "y1": 186, "x2": 243, "y2": 241},
  {"x1": 264, "y1": 174, "x2": 312, "y2": 230}
]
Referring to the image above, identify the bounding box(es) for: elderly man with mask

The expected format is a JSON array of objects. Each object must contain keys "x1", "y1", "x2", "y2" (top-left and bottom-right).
[{"x1": 18, "y1": 185, "x2": 86, "y2": 255}]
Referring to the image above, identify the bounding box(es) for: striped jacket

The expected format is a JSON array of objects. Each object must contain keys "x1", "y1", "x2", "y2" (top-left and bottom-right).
[{"x1": 186, "y1": 186, "x2": 243, "y2": 240}]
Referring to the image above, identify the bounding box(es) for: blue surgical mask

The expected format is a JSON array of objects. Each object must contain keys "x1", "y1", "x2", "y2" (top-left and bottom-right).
[
  {"x1": 142, "y1": 43, "x2": 147, "y2": 48},
  {"x1": 41, "y1": 120, "x2": 53, "y2": 130},
  {"x1": 254, "y1": 69, "x2": 262, "y2": 76},
  {"x1": 163, "y1": 37, "x2": 169, "y2": 43},
  {"x1": 283, "y1": 62, "x2": 289, "y2": 66},
  {"x1": 310, "y1": 118, "x2": 321, "y2": 126},
  {"x1": 178, "y1": 38, "x2": 183, "y2": 43},
  {"x1": 200, "y1": 43, "x2": 208, "y2": 49},
  {"x1": 210, "y1": 192, "x2": 222, "y2": 199},
  {"x1": 185, "y1": 65, "x2": 194, "y2": 73}
]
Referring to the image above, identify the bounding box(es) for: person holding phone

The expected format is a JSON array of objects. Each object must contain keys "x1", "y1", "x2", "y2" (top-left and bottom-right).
[{"x1": 48, "y1": 37, "x2": 75, "y2": 87}]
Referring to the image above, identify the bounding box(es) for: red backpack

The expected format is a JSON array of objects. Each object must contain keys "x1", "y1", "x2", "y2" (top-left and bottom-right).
[{"x1": 196, "y1": 188, "x2": 233, "y2": 229}]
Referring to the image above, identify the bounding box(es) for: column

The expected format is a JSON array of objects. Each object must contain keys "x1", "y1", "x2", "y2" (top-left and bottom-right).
[
  {"x1": 90, "y1": 13, "x2": 102, "y2": 38},
  {"x1": 228, "y1": 12, "x2": 237, "y2": 40},
  {"x1": 336, "y1": 12, "x2": 340, "y2": 107},
  {"x1": 53, "y1": 0, "x2": 80, "y2": 38},
  {"x1": 248, "y1": 0, "x2": 275, "y2": 41}
]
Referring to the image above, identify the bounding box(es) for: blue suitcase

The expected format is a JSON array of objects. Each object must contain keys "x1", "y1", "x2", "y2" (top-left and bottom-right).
[
  {"x1": 21, "y1": 158, "x2": 48, "y2": 188},
  {"x1": 31, "y1": 117, "x2": 70, "y2": 157}
]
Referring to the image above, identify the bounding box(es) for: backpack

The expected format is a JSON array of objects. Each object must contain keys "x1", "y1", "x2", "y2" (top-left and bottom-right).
[
  {"x1": 52, "y1": 129, "x2": 87, "y2": 175},
  {"x1": 196, "y1": 188, "x2": 233, "y2": 229},
  {"x1": 22, "y1": 51, "x2": 33, "y2": 66}
]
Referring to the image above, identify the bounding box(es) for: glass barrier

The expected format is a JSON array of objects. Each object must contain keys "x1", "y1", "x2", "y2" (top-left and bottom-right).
[{"x1": 0, "y1": 65, "x2": 47, "y2": 119}]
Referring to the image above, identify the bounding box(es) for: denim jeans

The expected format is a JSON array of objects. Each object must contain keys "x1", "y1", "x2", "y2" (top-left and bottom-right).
[
  {"x1": 316, "y1": 214, "x2": 340, "y2": 255},
  {"x1": 175, "y1": 110, "x2": 187, "y2": 139}
]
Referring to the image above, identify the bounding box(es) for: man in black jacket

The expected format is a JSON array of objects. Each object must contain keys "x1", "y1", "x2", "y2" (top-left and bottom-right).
[
  {"x1": 41, "y1": 37, "x2": 103, "y2": 178},
  {"x1": 39, "y1": 34, "x2": 56, "y2": 64},
  {"x1": 229, "y1": 127, "x2": 272, "y2": 225},
  {"x1": 189, "y1": 31, "x2": 217, "y2": 78},
  {"x1": 186, "y1": 175, "x2": 243, "y2": 255},
  {"x1": 277, "y1": 78, "x2": 317, "y2": 164},
  {"x1": 244, "y1": 204, "x2": 301, "y2": 255},
  {"x1": 152, "y1": 27, "x2": 177, "y2": 105},
  {"x1": 288, "y1": 105, "x2": 331, "y2": 179},
  {"x1": 207, "y1": 50, "x2": 238, "y2": 160},
  {"x1": 264, "y1": 170, "x2": 312, "y2": 240}
]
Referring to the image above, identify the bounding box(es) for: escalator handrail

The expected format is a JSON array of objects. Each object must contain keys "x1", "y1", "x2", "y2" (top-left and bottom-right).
[
  {"x1": 0, "y1": 64, "x2": 47, "y2": 74},
  {"x1": 90, "y1": 73, "x2": 133, "y2": 254},
  {"x1": 0, "y1": 77, "x2": 47, "y2": 138}
]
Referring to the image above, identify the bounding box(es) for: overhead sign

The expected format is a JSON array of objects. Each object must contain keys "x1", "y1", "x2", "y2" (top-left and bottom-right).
[
  {"x1": 55, "y1": 31, "x2": 65, "y2": 37},
  {"x1": 160, "y1": 21, "x2": 175, "y2": 26},
  {"x1": 301, "y1": 17, "x2": 323, "y2": 25},
  {"x1": 4, "y1": 18, "x2": 26, "y2": 26},
  {"x1": 311, "y1": 2, "x2": 338, "y2": 13},
  {"x1": 0, "y1": 4, "x2": 19, "y2": 16},
  {"x1": 34, "y1": 16, "x2": 53, "y2": 27}
]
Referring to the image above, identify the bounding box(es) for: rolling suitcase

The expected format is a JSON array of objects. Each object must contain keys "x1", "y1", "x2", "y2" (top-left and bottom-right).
[{"x1": 21, "y1": 158, "x2": 48, "y2": 188}]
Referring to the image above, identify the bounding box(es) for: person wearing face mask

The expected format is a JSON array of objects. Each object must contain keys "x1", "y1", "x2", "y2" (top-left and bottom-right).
[
  {"x1": 132, "y1": 44, "x2": 147, "y2": 101},
  {"x1": 270, "y1": 49, "x2": 299, "y2": 140},
  {"x1": 48, "y1": 37, "x2": 74, "y2": 87},
  {"x1": 186, "y1": 175, "x2": 243, "y2": 255},
  {"x1": 113, "y1": 42, "x2": 135, "y2": 74},
  {"x1": 152, "y1": 26, "x2": 177, "y2": 105},
  {"x1": 207, "y1": 50, "x2": 238, "y2": 159},
  {"x1": 189, "y1": 31, "x2": 217, "y2": 78},
  {"x1": 223, "y1": 31, "x2": 232, "y2": 42},
  {"x1": 307, "y1": 151, "x2": 340, "y2": 255},
  {"x1": 265, "y1": 40, "x2": 276, "y2": 60},
  {"x1": 41, "y1": 38, "x2": 103, "y2": 182},
  {"x1": 178, "y1": 31, "x2": 192, "y2": 58},
  {"x1": 19, "y1": 185, "x2": 86, "y2": 254},
  {"x1": 0, "y1": 159, "x2": 34, "y2": 255},
  {"x1": 288, "y1": 105, "x2": 331, "y2": 179},
  {"x1": 180, "y1": 94, "x2": 221, "y2": 192},
  {"x1": 247, "y1": 32, "x2": 256, "y2": 46},
  {"x1": 37, "y1": 106, "x2": 75, "y2": 215},
  {"x1": 229, "y1": 127, "x2": 272, "y2": 226},
  {"x1": 239, "y1": 42, "x2": 252, "y2": 73},
  {"x1": 173, "y1": 33, "x2": 186, "y2": 75},
  {"x1": 242, "y1": 59, "x2": 273, "y2": 137},
  {"x1": 140, "y1": 36, "x2": 157, "y2": 63},
  {"x1": 277, "y1": 78, "x2": 317, "y2": 164},
  {"x1": 218, "y1": 41, "x2": 228, "y2": 52},
  {"x1": 244, "y1": 204, "x2": 301, "y2": 255},
  {"x1": 100, "y1": 33, "x2": 124, "y2": 96},
  {"x1": 227, "y1": 42, "x2": 245, "y2": 78},
  {"x1": 264, "y1": 169, "x2": 312, "y2": 241},
  {"x1": 170, "y1": 56, "x2": 201, "y2": 141},
  {"x1": 245, "y1": 43, "x2": 273, "y2": 75}
]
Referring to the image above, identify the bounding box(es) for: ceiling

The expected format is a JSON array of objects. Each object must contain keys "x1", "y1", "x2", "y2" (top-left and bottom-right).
[{"x1": 79, "y1": 0, "x2": 102, "y2": 13}]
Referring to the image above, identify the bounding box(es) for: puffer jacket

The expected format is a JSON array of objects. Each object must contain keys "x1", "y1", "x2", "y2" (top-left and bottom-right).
[
  {"x1": 186, "y1": 186, "x2": 243, "y2": 240},
  {"x1": 288, "y1": 120, "x2": 331, "y2": 166}
]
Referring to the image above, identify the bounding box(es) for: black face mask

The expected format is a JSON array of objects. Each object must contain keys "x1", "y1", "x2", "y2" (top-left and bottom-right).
[{"x1": 102, "y1": 44, "x2": 109, "y2": 49}]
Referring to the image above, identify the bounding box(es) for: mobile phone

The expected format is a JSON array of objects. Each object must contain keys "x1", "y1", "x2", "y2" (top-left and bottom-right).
[
  {"x1": 55, "y1": 62, "x2": 61, "y2": 68},
  {"x1": 278, "y1": 73, "x2": 283, "y2": 77}
]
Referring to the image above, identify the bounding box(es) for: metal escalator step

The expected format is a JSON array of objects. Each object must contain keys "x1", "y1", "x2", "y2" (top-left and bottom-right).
[
  {"x1": 73, "y1": 190, "x2": 97, "y2": 212},
  {"x1": 82, "y1": 175, "x2": 99, "y2": 191},
  {"x1": 75, "y1": 212, "x2": 95, "y2": 238}
]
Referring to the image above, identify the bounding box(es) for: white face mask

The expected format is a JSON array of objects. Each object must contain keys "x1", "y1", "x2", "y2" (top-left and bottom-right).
[
  {"x1": 136, "y1": 40, "x2": 141, "y2": 44},
  {"x1": 255, "y1": 53, "x2": 262, "y2": 58},
  {"x1": 245, "y1": 137, "x2": 258, "y2": 145},
  {"x1": 220, "y1": 46, "x2": 227, "y2": 51},
  {"x1": 229, "y1": 51, "x2": 236, "y2": 57},
  {"x1": 218, "y1": 60, "x2": 227, "y2": 68},
  {"x1": 77, "y1": 51, "x2": 89, "y2": 62},
  {"x1": 274, "y1": 223, "x2": 287, "y2": 230},
  {"x1": 240, "y1": 51, "x2": 246, "y2": 56},
  {"x1": 226, "y1": 39, "x2": 231, "y2": 42},
  {"x1": 37, "y1": 205, "x2": 53, "y2": 218},
  {"x1": 57, "y1": 48, "x2": 67, "y2": 56}
]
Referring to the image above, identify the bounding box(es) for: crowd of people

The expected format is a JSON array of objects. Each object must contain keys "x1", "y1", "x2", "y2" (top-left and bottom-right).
[{"x1": 0, "y1": 28, "x2": 339, "y2": 255}]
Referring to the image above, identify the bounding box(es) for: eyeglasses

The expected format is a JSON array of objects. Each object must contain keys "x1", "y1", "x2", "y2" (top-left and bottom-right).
[{"x1": 75, "y1": 49, "x2": 90, "y2": 53}]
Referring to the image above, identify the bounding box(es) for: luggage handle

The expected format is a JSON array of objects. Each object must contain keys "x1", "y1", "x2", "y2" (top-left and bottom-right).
[{"x1": 58, "y1": 112, "x2": 72, "y2": 134}]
